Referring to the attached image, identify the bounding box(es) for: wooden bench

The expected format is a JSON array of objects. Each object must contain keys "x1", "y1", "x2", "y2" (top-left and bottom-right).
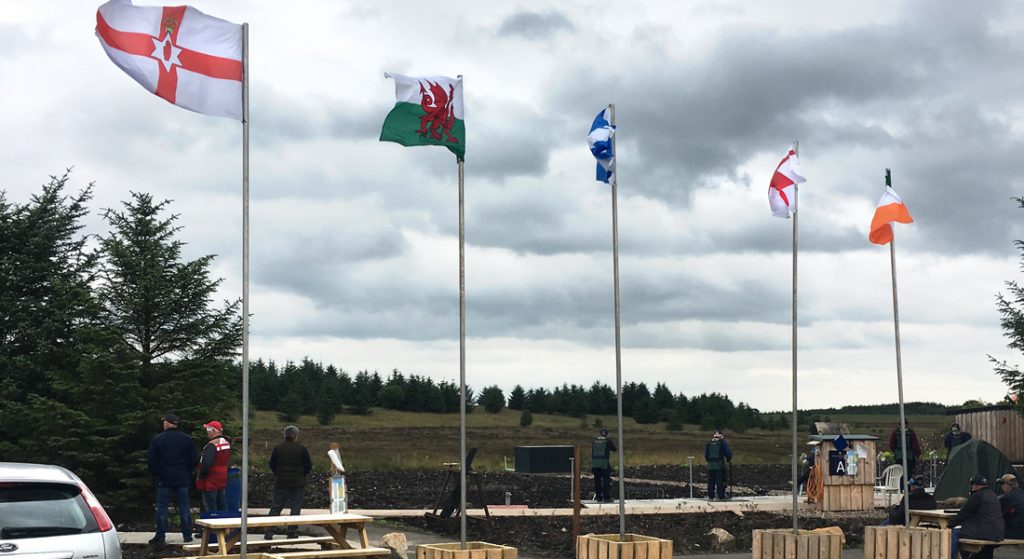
[
  {"x1": 959, "y1": 538, "x2": 1024, "y2": 553},
  {"x1": 182, "y1": 535, "x2": 337, "y2": 552},
  {"x1": 265, "y1": 547, "x2": 390, "y2": 559}
]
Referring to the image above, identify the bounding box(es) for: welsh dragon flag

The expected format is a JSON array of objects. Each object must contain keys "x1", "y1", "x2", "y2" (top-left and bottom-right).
[{"x1": 380, "y1": 73, "x2": 465, "y2": 160}]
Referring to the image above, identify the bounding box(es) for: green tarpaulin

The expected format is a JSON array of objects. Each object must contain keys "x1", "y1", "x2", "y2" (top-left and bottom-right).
[{"x1": 933, "y1": 439, "x2": 1018, "y2": 500}]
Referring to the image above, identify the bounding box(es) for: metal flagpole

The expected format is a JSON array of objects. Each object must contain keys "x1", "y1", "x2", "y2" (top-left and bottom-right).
[
  {"x1": 238, "y1": 21, "x2": 250, "y2": 556},
  {"x1": 886, "y1": 169, "x2": 911, "y2": 527},
  {"x1": 790, "y1": 140, "x2": 799, "y2": 534},
  {"x1": 239, "y1": 22, "x2": 251, "y2": 558},
  {"x1": 608, "y1": 103, "x2": 626, "y2": 539},
  {"x1": 458, "y1": 156, "x2": 467, "y2": 548}
]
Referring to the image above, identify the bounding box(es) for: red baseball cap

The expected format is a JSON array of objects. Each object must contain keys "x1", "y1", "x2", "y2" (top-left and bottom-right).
[{"x1": 204, "y1": 421, "x2": 223, "y2": 432}]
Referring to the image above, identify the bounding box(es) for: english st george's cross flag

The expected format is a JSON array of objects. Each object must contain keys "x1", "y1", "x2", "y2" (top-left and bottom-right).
[
  {"x1": 588, "y1": 108, "x2": 615, "y2": 184},
  {"x1": 768, "y1": 147, "x2": 807, "y2": 218},
  {"x1": 96, "y1": 0, "x2": 242, "y2": 120},
  {"x1": 869, "y1": 179, "x2": 914, "y2": 245},
  {"x1": 380, "y1": 73, "x2": 465, "y2": 160}
]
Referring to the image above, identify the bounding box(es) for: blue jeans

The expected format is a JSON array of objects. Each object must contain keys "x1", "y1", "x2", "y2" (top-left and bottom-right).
[
  {"x1": 265, "y1": 488, "x2": 304, "y2": 538},
  {"x1": 155, "y1": 483, "x2": 191, "y2": 540},
  {"x1": 202, "y1": 489, "x2": 227, "y2": 512}
]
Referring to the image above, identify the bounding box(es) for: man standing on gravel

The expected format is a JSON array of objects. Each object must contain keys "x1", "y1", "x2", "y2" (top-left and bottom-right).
[
  {"x1": 265, "y1": 425, "x2": 313, "y2": 540},
  {"x1": 590, "y1": 428, "x2": 616, "y2": 503},
  {"x1": 147, "y1": 413, "x2": 198, "y2": 546},
  {"x1": 705, "y1": 430, "x2": 732, "y2": 501}
]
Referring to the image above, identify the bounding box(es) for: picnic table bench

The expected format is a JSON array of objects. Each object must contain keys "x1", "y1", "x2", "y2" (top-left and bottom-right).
[
  {"x1": 908, "y1": 509, "x2": 958, "y2": 529},
  {"x1": 190, "y1": 512, "x2": 390, "y2": 558},
  {"x1": 959, "y1": 538, "x2": 1024, "y2": 554}
]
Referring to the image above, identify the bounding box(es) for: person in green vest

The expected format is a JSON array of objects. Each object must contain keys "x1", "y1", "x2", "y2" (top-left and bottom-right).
[
  {"x1": 705, "y1": 430, "x2": 733, "y2": 500},
  {"x1": 943, "y1": 422, "x2": 972, "y2": 457},
  {"x1": 590, "y1": 428, "x2": 617, "y2": 503}
]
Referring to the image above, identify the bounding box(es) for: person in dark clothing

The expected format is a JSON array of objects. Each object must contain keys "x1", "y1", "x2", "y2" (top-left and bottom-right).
[
  {"x1": 590, "y1": 428, "x2": 617, "y2": 503},
  {"x1": 796, "y1": 450, "x2": 815, "y2": 492},
  {"x1": 952, "y1": 474, "x2": 1004, "y2": 559},
  {"x1": 943, "y1": 423, "x2": 972, "y2": 458},
  {"x1": 147, "y1": 413, "x2": 198, "y2": 546},
  {"x1": 888, "y1": 421, "x2": 922, "y2": 477},
  {"x1": 999, "y1": 473, "x2": 1024, "y2": 539},
  {"x1": 264, "y1": 425, "x2": 313, "y2": 540},
  {"x1": 705, "y1": 430, "x2": 733, "y2": 500},
  {"x1": 196, "y1": 420, "x2": 231, "y2": 513},
  {"x1": 882, "y1": 474, "x2": 937, "y2": 525}
]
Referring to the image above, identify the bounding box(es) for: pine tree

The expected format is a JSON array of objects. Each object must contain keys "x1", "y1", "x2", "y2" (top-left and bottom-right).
[
  {"x1": 507, "y1": 385, "x2": 526, "y2": 410},
  {"x1": 519, "y1": 408, "x2": 533, "y2": 427},
  {"x1": 478, "y1": 385, "x2": 506, "y2": 413},
  {"x1": 94, "y1": 192, "x2": 241, "y2": 507},
  {"x1": 992, "y1": 196, "x2": 1024, "y2": 413}
]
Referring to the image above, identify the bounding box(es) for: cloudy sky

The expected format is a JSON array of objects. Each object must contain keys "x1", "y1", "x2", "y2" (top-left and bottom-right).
[{"x1": 3, "y1": 0, "x2": 1023, "y2": 411}]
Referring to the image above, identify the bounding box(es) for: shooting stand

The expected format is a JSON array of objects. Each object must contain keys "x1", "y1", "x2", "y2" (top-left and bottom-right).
[{"x1": 427, "y1": 448, "x2": 490, "y2": 525}]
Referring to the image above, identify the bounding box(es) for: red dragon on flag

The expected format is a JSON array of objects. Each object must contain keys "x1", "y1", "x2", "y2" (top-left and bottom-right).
[{"x1": 416, "y1": 80, "x2": 459, "y2": 144}]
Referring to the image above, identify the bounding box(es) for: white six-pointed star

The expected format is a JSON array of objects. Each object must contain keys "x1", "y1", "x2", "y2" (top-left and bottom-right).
[{"x1": 150, "y1": 36, "x2": 182, "y2": 72}]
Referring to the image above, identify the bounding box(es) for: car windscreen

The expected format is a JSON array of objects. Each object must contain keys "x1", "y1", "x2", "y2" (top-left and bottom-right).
[{"x1": 0, "y1": 482, "x2": 98, "y2": 539}]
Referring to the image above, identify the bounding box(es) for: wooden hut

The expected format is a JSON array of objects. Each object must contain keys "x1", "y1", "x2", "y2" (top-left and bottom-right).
[
  {"x1": 953, "y1": 405, "x2": 1024, "y2": 463},
  {"x1": 810, "y1": 434, "x2": 878, "y2": 511}
]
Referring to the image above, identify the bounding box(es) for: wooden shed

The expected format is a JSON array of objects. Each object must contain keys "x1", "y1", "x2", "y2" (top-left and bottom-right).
[
  {"x1": 810, "y1": 434, "x2": 878, "y2": 511},
  {"x1": 953, "y1": 405, "x2": 1024, "y2": 463}
]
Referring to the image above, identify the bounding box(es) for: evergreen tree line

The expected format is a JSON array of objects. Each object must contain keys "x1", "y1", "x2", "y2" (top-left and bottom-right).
[
  {"x1": 500, "y1": 381, "x2": 787, "y2": 432},
  {"x1": 242, "y1": 354, "x2": 785, "y2": 433},
  {"x1": 241, "y1": 360, "x2": 471, "y2": 423},
  {"x1": 0, "y1": 174, "x2": 241, "y2": 515}
]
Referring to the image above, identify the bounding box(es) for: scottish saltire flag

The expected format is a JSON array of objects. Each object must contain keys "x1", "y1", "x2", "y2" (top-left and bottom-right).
[{"x1": 588, "y1": 108, "x2": 615, "y2": 183}]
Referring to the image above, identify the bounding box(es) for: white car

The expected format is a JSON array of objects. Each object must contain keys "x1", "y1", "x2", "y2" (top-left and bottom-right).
[{"x1": 0, "y1": 462, "x2": 122, "y2": 558}]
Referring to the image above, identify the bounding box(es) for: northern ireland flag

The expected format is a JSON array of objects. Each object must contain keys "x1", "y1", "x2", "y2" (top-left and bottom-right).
[
  {"x1": 380, "y1": 73, "x2": 465, "y2": 160},
  {"x1": 96, "y1": 0, "x2": 242, "y2": 120},
  {"x1": 869, "y1": 180, "x2": 913, "y2": 245},
  {"x1": 768, "y1": 147, "x2": 806, "y2": 218}
]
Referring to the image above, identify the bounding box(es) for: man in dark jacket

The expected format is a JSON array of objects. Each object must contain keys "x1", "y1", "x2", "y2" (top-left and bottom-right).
[
  {"x1": 943, "y1": 423, "x2": 972, "y2": 458},
  {"x1": 590, "y1": 428, "x2": 617, "y2": 503},
  {"x1": 147, "y1": 413, "x2": 198, "y2": 546},
  {"x1": 264, "y1": 425, "x2": 313, "y2": 539},
  {"x1": 888, "y1": 421, "x2": 922, "y2": 477},
  {"x1": 705, "y1": 430, "x2": 733, "y2": 501},
  {"x1": 883, "y1": 474, "x2": 937, "y2": 525},
  {"x1": 952, "y1": 474, "x2": 1004, "y2": 559},
  {"x1": 999, "y1": 473, "x2": 1024, "y2": 539}
]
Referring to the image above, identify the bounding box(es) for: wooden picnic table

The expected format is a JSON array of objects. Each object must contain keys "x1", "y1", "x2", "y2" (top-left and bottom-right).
[
  {"x1": 908, "y1": 509, "x2": 958, "y2": 529},
  {"x1": 192, "y1": 512, "x2": 389, "y2": 557}
]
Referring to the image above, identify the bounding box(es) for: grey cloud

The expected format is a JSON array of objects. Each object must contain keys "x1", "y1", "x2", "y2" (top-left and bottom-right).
[{"x1": 497, "y1": 11, "x2": 574, "y2": 39}]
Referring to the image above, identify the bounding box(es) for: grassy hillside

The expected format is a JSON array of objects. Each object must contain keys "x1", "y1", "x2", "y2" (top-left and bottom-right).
[{"x1": 234, "y1": 407, "x2": 956, "y2": 473}]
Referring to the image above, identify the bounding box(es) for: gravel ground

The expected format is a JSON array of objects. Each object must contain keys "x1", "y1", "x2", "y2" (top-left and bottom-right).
[{"x1": 119, "y1": 464, "x2": 888, "y2": 559}]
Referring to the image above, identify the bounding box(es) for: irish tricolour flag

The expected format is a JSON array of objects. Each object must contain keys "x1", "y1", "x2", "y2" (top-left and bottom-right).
[
  {"x1": 380, "y1": 73, "x2": 465, "y2": 160},
  {"x1": 869, "y1": 185, "x2": 913, "y2": 245}
]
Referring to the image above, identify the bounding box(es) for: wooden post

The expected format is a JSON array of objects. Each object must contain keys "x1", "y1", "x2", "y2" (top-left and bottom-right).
[{"x1": 330, "y1": 443, "x2": 340, "y2": 475}]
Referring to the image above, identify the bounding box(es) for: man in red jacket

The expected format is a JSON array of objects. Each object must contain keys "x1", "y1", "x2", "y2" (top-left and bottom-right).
[{"x1": 196, "y1": 420, "x2": 231, "y2": 513}]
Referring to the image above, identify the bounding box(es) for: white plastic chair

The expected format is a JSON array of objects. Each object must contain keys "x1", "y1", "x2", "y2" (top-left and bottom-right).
[{"x1": 874, "y1": 464, "x2": 904, "y2": 507}]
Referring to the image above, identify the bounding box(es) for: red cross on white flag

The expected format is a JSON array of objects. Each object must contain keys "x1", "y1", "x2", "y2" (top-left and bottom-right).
[{"x1": 96, "y1": 0, "x2": 242, "y2": 120}]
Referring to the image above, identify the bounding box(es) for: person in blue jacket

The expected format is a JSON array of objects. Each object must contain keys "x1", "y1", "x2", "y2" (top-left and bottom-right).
[
  {"x1": 147, "y1": 413, "x2": 198, "y2": 546},
  {"x1": 705, "y1": 430, "x2": 733, "y2": 500}
]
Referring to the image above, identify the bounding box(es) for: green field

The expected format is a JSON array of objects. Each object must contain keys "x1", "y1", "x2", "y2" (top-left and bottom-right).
[{"x1": 239, "y1": 408, "x2": 956, "y2": 472}]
